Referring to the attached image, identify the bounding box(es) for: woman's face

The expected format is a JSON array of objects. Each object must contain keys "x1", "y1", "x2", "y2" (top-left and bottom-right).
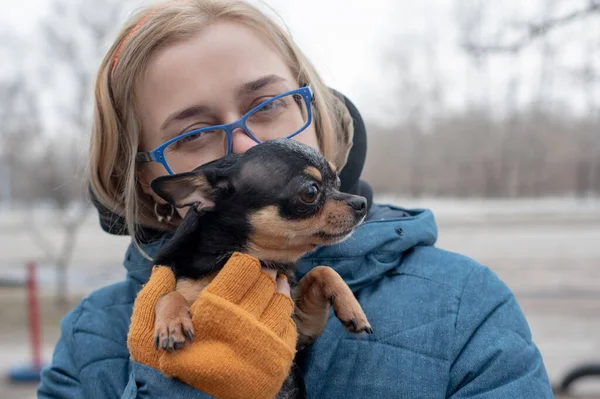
[{"x1": 136, "y1": 20, "x2": 319, "y2": 212}]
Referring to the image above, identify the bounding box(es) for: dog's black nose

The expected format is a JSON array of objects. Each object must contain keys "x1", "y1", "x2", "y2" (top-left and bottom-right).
[{"x1": 348, "y1": 196, "x2": 367, "y2": 217}]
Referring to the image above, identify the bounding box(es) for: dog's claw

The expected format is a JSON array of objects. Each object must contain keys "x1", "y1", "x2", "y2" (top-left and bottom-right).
[
  {"x1": 364, "y1": 326, "x2": 374, "y2": 334},
  {"x1": 154, "y1": 292, "x2": 194, "y2": 352},
  {"x1": 343, "y1": 318, "x2": 359, "y2": 331}
]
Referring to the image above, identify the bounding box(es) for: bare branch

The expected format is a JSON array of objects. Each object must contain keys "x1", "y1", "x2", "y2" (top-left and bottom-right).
[{"x1": 463, "y1": 1, "x2": 600, "y2": 55}]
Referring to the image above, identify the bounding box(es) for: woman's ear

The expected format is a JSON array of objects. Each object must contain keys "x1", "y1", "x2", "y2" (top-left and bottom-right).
[{"x1": 137, "y1": 165, "x2": 169, "y2": 204}]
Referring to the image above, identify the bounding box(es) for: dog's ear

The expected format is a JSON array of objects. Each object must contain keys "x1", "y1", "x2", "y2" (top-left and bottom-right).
[
  {"x1": 151, "y1": 171, "x2": 217, "y2": 211},
  {"x1": 151, "y1": 155, "x2": 241, "y2": 211}
]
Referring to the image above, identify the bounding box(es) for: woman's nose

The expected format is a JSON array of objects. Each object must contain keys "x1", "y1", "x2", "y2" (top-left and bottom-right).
[{"x1": 231, "y1": 128, "x2": 258, "y2": 154}]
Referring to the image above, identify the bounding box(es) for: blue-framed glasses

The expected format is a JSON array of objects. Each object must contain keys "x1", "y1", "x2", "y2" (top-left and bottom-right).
[{"x1": 136, "y1": 86, "x2": 313, "y2": 174}]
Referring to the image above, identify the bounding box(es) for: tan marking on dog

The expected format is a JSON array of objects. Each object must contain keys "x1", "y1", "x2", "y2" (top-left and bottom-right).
[
  {"x1": 246, "y1": 201, "x2": 359, "y2": 262},
  {"x1": 246, "y1": 205, "x2": 323, "y2": 262},
  {"x1": 245, "y1": 242, "x2": 317, "y2": 263},
  {"x1": 304, "y1": 166, "x2": 322, "y2": 182},
  {"x1": 176, "y1": 275, "x2": 217, "y2": 305},
  {"x1": 294, "y1": 266, "x2": 371, "y2": 345},
  {"x1": 328, "y1": 160, "x2": 337, "y2": 173}
]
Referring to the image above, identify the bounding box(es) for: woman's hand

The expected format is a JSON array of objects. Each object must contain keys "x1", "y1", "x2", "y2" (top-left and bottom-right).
[{"x1": 127, "y1": 252, "x2": 298, "y2": 399}]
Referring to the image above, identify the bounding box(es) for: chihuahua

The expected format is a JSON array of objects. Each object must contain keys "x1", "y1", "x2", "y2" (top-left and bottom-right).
[{"x1": 150, "y1": 138, "x2": 372, "y2": 398}]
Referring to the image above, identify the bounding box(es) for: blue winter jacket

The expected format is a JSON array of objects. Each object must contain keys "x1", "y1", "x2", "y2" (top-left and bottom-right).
[{"x1": 37, "y1": 204, "x2": 554, "y2": 398}]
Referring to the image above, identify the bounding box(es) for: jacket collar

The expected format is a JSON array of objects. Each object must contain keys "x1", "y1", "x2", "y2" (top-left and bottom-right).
[
  {"x1": 123, "y1": 204, "x2": 438, "y2": 289},
  {"x1": 296, "y1": 204, "x2": 437, "y2": 289}
]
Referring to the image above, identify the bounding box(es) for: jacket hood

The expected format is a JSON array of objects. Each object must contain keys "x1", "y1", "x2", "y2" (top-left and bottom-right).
[{"x1": 123, "y1": 204, "x2": 438, "y2": 291}]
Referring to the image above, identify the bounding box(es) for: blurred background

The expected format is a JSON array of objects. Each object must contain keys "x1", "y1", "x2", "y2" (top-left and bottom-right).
[{"x1": 0, "y1": 0, "x2": 599, "y2": 397}]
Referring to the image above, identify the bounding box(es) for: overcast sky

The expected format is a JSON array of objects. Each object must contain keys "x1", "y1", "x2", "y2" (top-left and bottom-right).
[
  {"x1": 1, "y1": 0, "x2": 598, "y2": 126},
  {"x1": 0, "y1": 0, "x2": 404, "y2": 121}
]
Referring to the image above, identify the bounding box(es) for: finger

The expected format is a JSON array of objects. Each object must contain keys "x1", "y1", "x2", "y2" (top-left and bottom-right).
[
  {"x1": 261, "y1": 291, "x2": 295, "y2": 335},
  {"x1": 261, "y1": 267, "x2": 277, "y2": 280},
  {"x1": 237, "y1": 271, "x2": 277, "y2": 317},
  {"x1": 204, "y1": 253, "x2": 276, "y2": 309},
  {"x1": 207, "y1": 253, "x2": 264, "y2": 302},
  {"x1": 275, "y1": 274, "x2": 291, "y2": 297}
]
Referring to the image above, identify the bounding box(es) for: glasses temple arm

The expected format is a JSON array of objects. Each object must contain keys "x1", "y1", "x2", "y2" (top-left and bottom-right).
[{"x1": 135, "y1": 152, "x2": 154, "y2": 163}]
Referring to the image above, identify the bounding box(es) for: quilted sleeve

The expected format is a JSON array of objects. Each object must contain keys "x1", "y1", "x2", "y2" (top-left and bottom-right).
[
  {"x1": 37, "y1": 299, "x2": 213, "y2": 399},
  {"x1": 122, "y1": 361, "x2": 215, "y2": 399},
  {"x1": 447, "y1": 265, "x2": 554, "y2": 398},
  {"x1": 37, "y1": 306, "x2": 85, "y2": 398}
]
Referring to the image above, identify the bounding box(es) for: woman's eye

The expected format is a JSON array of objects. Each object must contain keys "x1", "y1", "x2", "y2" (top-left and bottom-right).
[
  {"x1": 300, "y1": 183, "x2": 320, "y2": 204},
  {"x1": 257, "y1": 102, "x2": 275, "y2": 112},
  {"x1": 167, "y1": 130, "x2": 208, "y2": 151},
  {"x1": 254, "y1": 98, "x2": 286, "y2": 113},
  {"x1": 181, "y1": 132, "x2": 202, "y2": 142}
]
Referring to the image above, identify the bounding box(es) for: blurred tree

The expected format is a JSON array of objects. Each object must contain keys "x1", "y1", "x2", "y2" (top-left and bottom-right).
[
  {"x1": 462, "y1": 0, "x2": 600, "y2": 54},
  {"x1": 365, "y1": 0, "x2": 600, "y2": 198},
  {"x1": 0, "y1": 74, "x2": 40, "y2": 209},
  {"x1": 33, "y1": 0, "x2": 128, "y2": 306},
  {"x1": 0, "y1": 0, "x2": 129, "y2": 306}
]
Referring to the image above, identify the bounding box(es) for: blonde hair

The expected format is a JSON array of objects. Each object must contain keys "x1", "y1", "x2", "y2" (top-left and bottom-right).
[{"x1": 88, "y1": 0, "x2": 353, "y2": 256}]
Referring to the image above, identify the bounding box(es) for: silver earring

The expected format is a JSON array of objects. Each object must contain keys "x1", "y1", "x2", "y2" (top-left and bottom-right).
[{"x1": 154, "y1": 203, "x2": 174, "y2": 223}]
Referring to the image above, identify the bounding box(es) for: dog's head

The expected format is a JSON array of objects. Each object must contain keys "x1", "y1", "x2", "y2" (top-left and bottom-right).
[{"x1": 151, "y1": 139, "x2": 367, "y2": 263}]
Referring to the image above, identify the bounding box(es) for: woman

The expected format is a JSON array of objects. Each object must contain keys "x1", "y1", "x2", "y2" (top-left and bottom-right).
[{"x1": 38, "y1": 0, "x2": 554, "y2": 398}]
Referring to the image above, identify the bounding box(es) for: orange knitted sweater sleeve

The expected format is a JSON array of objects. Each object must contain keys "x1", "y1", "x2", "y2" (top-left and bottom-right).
[{"x1": 128, "y1": 252, "x2": 298, "y2": 399}]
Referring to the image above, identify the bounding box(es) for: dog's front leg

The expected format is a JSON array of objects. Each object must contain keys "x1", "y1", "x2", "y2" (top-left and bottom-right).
[
  {"x1": 293, "y1": 266, "x2": 372, "y2": 349},
  {"x1": 154, "y1": 290, "x2": 194, "y2": 351},
  {"x1": 154, "y1": 274, "x2": 216, "y2": 352}
]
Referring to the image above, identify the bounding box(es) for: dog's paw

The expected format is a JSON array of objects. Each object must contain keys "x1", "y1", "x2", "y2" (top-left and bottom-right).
[
  {"x1": 154, "y1": 291, "x2": 194, "y2": 352},
  {"x1": 330, "y1": 294, "x2": 373, "y2": 337}
]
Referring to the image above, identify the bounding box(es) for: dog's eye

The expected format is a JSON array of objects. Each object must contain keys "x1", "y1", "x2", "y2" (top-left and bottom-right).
[{"x1": 300, "y1": 183, "x2": 320, "y2": 204}]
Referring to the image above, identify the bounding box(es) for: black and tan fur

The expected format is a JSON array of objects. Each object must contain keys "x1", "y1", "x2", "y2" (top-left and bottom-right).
[{"x1": 150, "y1": 139, "x2": 372, "y2": 398}]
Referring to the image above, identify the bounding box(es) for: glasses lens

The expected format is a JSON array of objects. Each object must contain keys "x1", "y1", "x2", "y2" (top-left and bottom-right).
[
  {"x1": 164, "y1": 128, "x2": 228, "y2": 173},
  {"x1": 245, "y1": 92, "x2": 309, "y2": 142}
]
